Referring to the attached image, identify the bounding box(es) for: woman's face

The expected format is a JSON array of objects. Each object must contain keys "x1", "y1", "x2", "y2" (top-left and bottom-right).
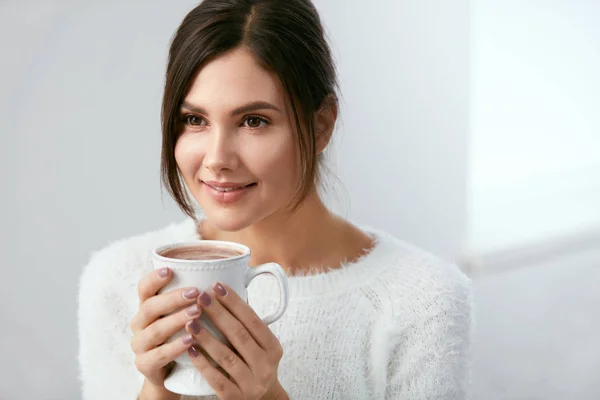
[{"x1": 175, "y1": 47, "x2": 299, "y2": 232}]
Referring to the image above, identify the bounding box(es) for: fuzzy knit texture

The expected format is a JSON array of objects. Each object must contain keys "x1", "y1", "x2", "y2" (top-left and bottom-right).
[{"x1": 77, "y1": 218, "x2": 473, "y2": 399}]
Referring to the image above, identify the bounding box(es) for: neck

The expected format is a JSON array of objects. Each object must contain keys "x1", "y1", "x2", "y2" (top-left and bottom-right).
[{"x1": 200, "y1": 192, "x2": 363, "y2": 273}]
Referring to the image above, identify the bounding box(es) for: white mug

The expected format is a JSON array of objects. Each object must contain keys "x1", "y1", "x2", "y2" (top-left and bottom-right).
[{"x1": 152, "y1": 240, "x2": 290, "y2": 396}]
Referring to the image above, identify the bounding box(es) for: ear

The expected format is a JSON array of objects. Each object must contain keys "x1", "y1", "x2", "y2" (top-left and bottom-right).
[{"x1": 314, "y1": 95, "x2": 338, "y2": 154}]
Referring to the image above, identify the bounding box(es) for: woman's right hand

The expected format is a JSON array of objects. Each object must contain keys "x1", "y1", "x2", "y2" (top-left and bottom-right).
[{"x1": 130, "y1": 267, "x2": 201, "y2": 389}]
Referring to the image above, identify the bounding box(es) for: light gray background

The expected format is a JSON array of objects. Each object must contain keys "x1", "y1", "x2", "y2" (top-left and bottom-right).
[{"x1": 1, "y1": 1, "x2": 599, "y2": 399}]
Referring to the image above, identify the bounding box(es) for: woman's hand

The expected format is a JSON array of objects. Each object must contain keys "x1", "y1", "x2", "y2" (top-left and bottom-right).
[
  {"x1": 185, "y1": 282, "x2": 288, "y2": 400},
  {"x1": 129, "y1": 267, "x2": 201, "y2": 392}
]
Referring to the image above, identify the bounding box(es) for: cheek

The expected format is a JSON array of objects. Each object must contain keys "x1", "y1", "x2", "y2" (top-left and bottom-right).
[
  {"x1": 174, "y1": 136, "x2": 203, "y2": 179},
  {"x1": 248, "y1": 134, "x2": 298, "y2": 186}
]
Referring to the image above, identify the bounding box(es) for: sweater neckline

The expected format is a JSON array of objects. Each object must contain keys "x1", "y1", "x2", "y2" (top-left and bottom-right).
[{"x1": 179, "y1": 218, "x2": 402, "y2": 298}]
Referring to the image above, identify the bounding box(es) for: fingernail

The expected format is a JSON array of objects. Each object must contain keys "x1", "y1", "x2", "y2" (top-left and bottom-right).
[
  {"x1": 158, "y1": 267, "x2": 169, "y2": 278},
  {"x1": 199, "y1": 292, "x2": 212, "y2": 307},
  {"x1": 188, "y1": 346, "x2": 199, "y2": 358},
  {"x1": 213, "y1": 282, "x2": 227, "y2": 297},
  {"x1": 181, "y1": 334, "x2": 193, "y2": 346},
  {"x1": 185, "y1": 304, "x2": 200, "y2": 317},
  {"x1": 187, "y1": 319, "x2": 202, "y2": 334},
  {"x1": 182, "y1": 288, "x2": 199, "y2": 300}
]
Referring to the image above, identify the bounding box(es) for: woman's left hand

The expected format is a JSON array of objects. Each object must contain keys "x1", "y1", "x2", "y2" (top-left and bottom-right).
[{"x1": 185, "y1": 282, "x2": 288, "y2": 400}]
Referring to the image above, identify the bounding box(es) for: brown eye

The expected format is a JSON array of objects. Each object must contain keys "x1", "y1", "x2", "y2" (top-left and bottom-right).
[
  {"x1": 243, "y1": 116, "x2": 267, "y2": 128},
  {"x1": 185, "y1": 115, "x2": 204, "y2": 126}
]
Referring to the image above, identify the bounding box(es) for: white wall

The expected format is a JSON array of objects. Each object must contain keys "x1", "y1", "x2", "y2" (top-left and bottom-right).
[
  {"x1": 468, "y1": 0, "x2": 600, "y2": 253},
  {"x1": 0, "y1": 1, "x2": 469, "y2": 399},
  {"x1": 466, "y1": 4, "x2": 600, "y2": 399},
  {"x1": 318, "y1": 0, "x2": 470, "y2": 260}
]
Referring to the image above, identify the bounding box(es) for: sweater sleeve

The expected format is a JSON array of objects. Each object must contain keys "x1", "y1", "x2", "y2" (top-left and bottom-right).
[
  {"x1": 77, "y1": 245, "x2": 147, "y2": 400},
  {"x1": 385, "y1": 278, "x2": 474, "y2": 399}
]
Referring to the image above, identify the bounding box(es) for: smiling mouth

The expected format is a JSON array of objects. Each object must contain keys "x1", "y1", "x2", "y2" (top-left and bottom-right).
[{"x1": 203, "y1": 182, "x2": 257, "y2": 192}]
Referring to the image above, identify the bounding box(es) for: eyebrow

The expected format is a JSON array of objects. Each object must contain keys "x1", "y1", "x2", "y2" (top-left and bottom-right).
[{"x1": 180, "y1": 100, "x2": 282, "y2": 116}]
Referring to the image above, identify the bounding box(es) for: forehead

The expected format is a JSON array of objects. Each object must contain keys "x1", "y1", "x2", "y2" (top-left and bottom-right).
[{"x1": 184, "y1": 47, "x2": 286, "y2": 110}]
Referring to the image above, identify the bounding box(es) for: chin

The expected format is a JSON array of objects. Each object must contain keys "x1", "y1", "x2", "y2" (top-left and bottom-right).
[{"x1": 201, "y1": 207, "x2": 257, "y2": 232}]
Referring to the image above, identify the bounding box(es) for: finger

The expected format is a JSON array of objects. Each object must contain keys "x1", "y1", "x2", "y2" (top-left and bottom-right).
[
  {"x1": 134, "y1": 333, "x2": 195, "y2": 377},
  {"x1": 130, "y1": 286, "x2": 200, "y2": 333},
  {"x1": 211, "y1": 283, "x2": 278, "y2": 351},
  {"x1": 197, "y1": 290, "x2": 265, "y2": 368},
  {"x1": 185, "y1": 319, "x2": 254, "y2": 387},
  {"x1": 138, "y1": 268, "x2": 172, "y2": 303},
  {"x1": 131, "y1": 303, "x2": 202, "y2": 353},
  {"x1": 187, "y1": 345, "x2": 242, "y2": 399}
]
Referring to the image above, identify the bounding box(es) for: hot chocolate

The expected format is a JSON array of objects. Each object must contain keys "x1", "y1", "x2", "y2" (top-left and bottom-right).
[{"x1": 160, "y1": 244, "x2": 244, "y2": 260}]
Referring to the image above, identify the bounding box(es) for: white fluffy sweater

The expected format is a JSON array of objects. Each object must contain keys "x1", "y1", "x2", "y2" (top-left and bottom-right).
[{"x1": 77, "y1": 218, "x2": 473, "y2": 399}]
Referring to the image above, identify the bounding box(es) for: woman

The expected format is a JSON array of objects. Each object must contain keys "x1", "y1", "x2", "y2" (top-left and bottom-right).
[{"x1": 77, "y1": 0, "x2": 473, "y2": 399}]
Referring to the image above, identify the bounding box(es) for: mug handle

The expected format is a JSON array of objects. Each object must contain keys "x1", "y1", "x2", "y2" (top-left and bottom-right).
[{"x1": 245, "y1": 262, "x2": 289, "y2": 325}]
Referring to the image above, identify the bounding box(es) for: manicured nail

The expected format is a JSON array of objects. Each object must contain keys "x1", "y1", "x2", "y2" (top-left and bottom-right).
[
  {"x1": 187, "y1": 319, "x2": 202, "y2": 334},
  {"x1": 188, "y1": 346, "x2": 199, "y2": 358},
  {"x1": 158, "y1": 267, "x2": 169, "y2": 278},
  {"x1": 182, "y1": 288, "x2": 199, "y2": 300},
  {"x1": 213, "y1": 282, "x2": 227, "y2": 297},
  {"x1": 199, "y1": 292, "x2": 212, "y2": 307},
  {"x1": 181, "y1": 334, "x2": 193, "y2": 346},
  {"x1": 185, "y1": 304, "x2": 200, "y2": 317}
]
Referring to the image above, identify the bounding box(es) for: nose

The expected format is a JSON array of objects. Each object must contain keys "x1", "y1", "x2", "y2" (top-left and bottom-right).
[{"x1": 203, "y1": 127, "x2": 239, "y2": 173}]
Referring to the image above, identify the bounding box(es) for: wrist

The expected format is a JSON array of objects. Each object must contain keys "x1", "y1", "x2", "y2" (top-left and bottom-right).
[
  {"x1": 139, "y1": 379, "x2": 180, "y2": 400},
  {"x1": 268, "y1": 381, "x2": 289, "y2": 400}
]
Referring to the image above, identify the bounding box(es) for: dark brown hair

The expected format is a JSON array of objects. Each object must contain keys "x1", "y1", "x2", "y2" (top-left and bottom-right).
[{"x1": 160, "y1": 0, "x2": 338, "y2": 218}]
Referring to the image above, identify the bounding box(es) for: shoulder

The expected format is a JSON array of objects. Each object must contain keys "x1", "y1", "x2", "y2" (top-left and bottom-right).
[
  {"x1": 78, "y1": 218, "x2": 198, "y2": 301},
  {"x1": 364, "y1": 232, "x2": 473, "y2": 397},
  {"x1": 365, "y1": 229, "x2": 473, "y2": 324}
]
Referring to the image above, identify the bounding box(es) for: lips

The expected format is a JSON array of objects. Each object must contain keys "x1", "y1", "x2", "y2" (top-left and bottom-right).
[
  {"x1": 206, "y1": 183, "x2": 254, "y2": 192},
  {"x1": 200, "y1": 180, "x2": 257, "y2": 204},
  {"x1": 202, "y1": 180, "x2": 256, "y2": 190}
]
